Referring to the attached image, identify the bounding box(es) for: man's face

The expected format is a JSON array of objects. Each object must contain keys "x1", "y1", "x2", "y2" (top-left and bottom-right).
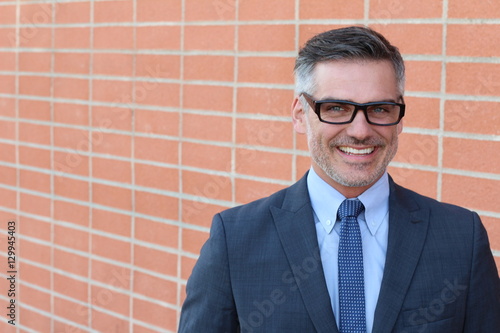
[{"x1": 292, "y1": 60, "x2": 403, "y2": 197}]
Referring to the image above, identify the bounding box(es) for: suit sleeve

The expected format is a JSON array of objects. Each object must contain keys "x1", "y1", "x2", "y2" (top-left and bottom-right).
[
  {"x1": 178, "y1": 213, "x2": 239, "y2": 333},
  {"x1": 463, "y1": 212, "x2": 500, "y2": 331}
]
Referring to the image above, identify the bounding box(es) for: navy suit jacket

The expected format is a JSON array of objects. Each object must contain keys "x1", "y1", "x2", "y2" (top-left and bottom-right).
[{"x1": 179, "y1": 173, "x2": 500, "y2": 332}]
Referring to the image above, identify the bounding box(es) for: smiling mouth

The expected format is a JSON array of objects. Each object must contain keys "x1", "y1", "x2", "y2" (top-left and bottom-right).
[{"x1": 338, "y1": 146, "x2": 375, "y2": 155}]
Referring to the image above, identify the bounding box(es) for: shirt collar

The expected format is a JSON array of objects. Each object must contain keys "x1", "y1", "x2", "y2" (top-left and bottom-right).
[{"x1": 307, "y1": 168, "x2": 390, "y2": 236}]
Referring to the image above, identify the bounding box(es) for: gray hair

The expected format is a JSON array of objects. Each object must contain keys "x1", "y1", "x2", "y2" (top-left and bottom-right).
[{"x1": 294, "y1": 26, "x2": 405, "y2": 97}]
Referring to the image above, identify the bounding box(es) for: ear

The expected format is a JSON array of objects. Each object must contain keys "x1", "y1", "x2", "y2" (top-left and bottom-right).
[{"x1": 291, "y1": 96, "x2": 307, "y2": 134}]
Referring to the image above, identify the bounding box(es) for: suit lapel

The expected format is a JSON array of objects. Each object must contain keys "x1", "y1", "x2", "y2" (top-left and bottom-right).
[
  {"x1": 372, "y1": 179, "x2": 430, "y2": 333},
  {"x1": 270, "y1": 174, "x2": 339, "y2": 333}
]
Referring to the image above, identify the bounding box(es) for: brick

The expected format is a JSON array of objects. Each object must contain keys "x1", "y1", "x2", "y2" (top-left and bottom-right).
[
  {"x1": 388, "y1": 167, "x2": 438, "y2": 199},
  {"x1": 238, "y1": 56, "x2": 295, "y2": 84},
  {"x1": 135, "y1": 190, "x2": 178, "y2": 220},
  {"x1": 19, "y1": 26, "x2": 52, "y2": 48},
  {"x1": 0, "y1": 120, "x2": 14, "y2": 140},
  {"x1": 20, "y1": 169, "x2": 50, "y2": 193},
  {"x1": 54, "y1": 126, "x2": 90, "y2": 151},
  {"x1": 136, "y1": 54, "x2": 181, "y2": 79},
  {"x1": 182, "y1": 142, "x2": 231, "y2": 171},
  {"x1": 54, "y1": 224, "x2": 89, "y2": 252},
  {"x1": 135, "y1": 218, "x2": 179, "y2": 248},
  {"x1": 137, "y1": 0, "x2": 181, "y2": 22},
  {"x1": 135, "y1": 109, "x2": 179, "y2": 136},
  {"x1": 393, "y1": 133, "x2": 438, "y2": 167},
  {"x1": 91, "y1": 259, "x2": 131, "y2": 289},
  {"x1": 0, "y1": 29, "x2": 16, "y2": 48},
  {"x1": 0, "y1": 143, "x2": 15, "y2": 164},
  {"x1": 448, "y1": 24, "x2": 500, "y2": 57},
  {"x1": 185, "y1": 25, "x2": 235, "y2": 51},
  {"x1": 236, "y1": 118, "x2": 293, "y2": 149},
  {"x1": 0, "y1": 97, "x2": 15, "y2": 117},
  {"x1": 54, "y1": 273, "x2": 88, "y2": 302},
  {"x1": 20, "y1": 238, "x2": 51, "y2": 266},
  {"x1": 92, "y1": 132, "x2": 132, "y2": 158},
  {"x1": 54, "y1": 297, "x2": 89, "y2": 326},
  {"x1": 92, "y1": 183, "x2": 132, "y2": 211},
  {"x1": 19, "y1": 99, "x2": 51, "y2": 121},
  {"x1": 135, "y1": 137, "x2": 177, "y2": 164},
  {"x1": 184, "y1": 55, "x2": 234, "y2": 82},
  {"x1": 0, "y1": 5, "x2": 16, "y2": 24},
  {"x1": 446, "y1": 63, "x2": 500, "y2": 96},
  {"x1": 183, "y1": 84, "x2": 233, "y2": 112},
  {"x1": 449, "y1": 0, "x2": 500, "y2": 18},
  {"x1": 54, "y1": 176, "x2": 89, "y2": 201},
  {"x1": 93, "y1": 53, "x2": 133, "y2": 76},
  {"x1": 239, "y1": 0, "x2": 294, "y2": 20},
  {"x1": 93, "y1": 157, "x2": 131, "y2": 184},
  {"x1": 54, "y1": 27, "x2": 90, "y2": 49},
  {"x1": 19, "y1": 75, "x2": 51, "y2": 97},
  {"x1": 92, "y1": 234, "x2": 131, "y2": 263},
  {"x1": 54, "y1": 103, "x2": 89, "y2": 126},
  {"x1": 20, "y1": 192, "x2": 51, "y2": 217},
  {"x1": 53, "y1": 320, "x2": 83, "y2": 333},
  {"x1": 133, "y1": 245, "x2": 177, "y2": 276},
  {"x1": 403, "y1": 97, "x2": 440, "y2": 129},
  {"x1": 405, "y1": 61, "x2": 441, "y2": 92},
  {"x1": 19, "y1": 262, "x2": 51, "y2": 289},
  {"x1": 237, "y1": 87, "x2": 293, "y2": 117},
  {"x1": 19, "y1": 285, "x2": 51, "y2": 312},
  {"x1": 94, "y1": 27, "x2": 133, "y2": 49},
  {"x1": 19, "y1": 307, "x2": 51, "y2": 333},
  {"x1": 55, "y1": 1, "x2": 90, "y2": 23},
  {"x1": 94, "y1": 0, "x2": 132, "y2": 22},
  {"x1": 92, "y1": 106, "x2": 132, "y2": 132},
  {"x1": 134, "y1": 271, "x2": 176, "y2": 303},
  {"x1": 182, "y1": 113, "x2": 232, "y2": 142},
  {"x1": 19, "y1": 216, "x2": 51, "y2": 242},
  {"x1": 182, "y1": 228, "x2": 209, "y2": 255},
  {"x1": 371, "y1": 24, "x2": 442, "y2": 55},
  {"x1": 19, "y1": 123, "x2": 51, "y2": 145},
  {"x1": 299, "y1": 25, "x2": 346, "y2": 46},
  {"x1": 235, "y1": 148, "x2": 293, "y2": 180},
  {"x1": 444, "y1": 100, "x2": 500, "y2": 136},
  {"x1": 54, "y1": 248, "x2": 89, "y2": 277},
  {"x1": 92, "y1": 310, "x2": 130, "y2": 333},
  {"x1": 0, "y1": 188, "x2": 15, "y2": 211},
  {"x1": 135, "y1": 163, "x2": 178, "y2": 192},
  {"x1": 370, "y1": 0, "x2": 442, "y2": 18},
  {"x1": 93, "y1": 208, "x2": 131, "y2": 237},
  {"x1": 296, "y1": 155, "x2": 311, "y2": 178},
  {"x1": 92, "y1": 79, "x2": 133, "y2": 104},
  {"x1": 182, "y1": 170, "x2": 231, "y2": 201},
  {"x1": 19, "y1": 52, "x2": 51, "y2": 72},
  {"x1": 185, "y1": 0, "x2": 236, "y2": 21},
  {"x1": 54, "y1": 200, "x2": 89, "y2": 227},
  {"x1": 235, "y1": 178, "x2": 287, "y2": 204},
  {"x1": 300, "y1": 0, "x2": 364, "y2": 19},
  {"x1": 20, "y1": 146, "x2": 50, "y2": 169},
  {"x1": 0, "y1": 165, "x2": 15, "y2": 187},
  {"x1": 443, "y1": 138, "x2": 500, "y2": 174},
  {"x1": 182, "y1": 200, "x2": 226, "y2": 228},
  {"x1": 0, "y1": 74, "x2": 14, "y2": 94},
  {"x1": 239, "y1": 24, "x2": 295, "y2": 52},
  {"x1": 53, "y1": 150, "x2": 89, "y2": 177},
  {"x1": 0, "y1": 52, "x2": 15, "y2": 71},
  {"x1": 136, "y1": 82, "x2": 180, "y2": 108},
  {"x1": 20, "y1": 3, "x2": 52, "y2": 24},
  {"x1": 54, "y1": 77, "x2": 89, "y2": 100},
  {"x1": 441, "y1": 174, "x2": 499, "y2": 212},
  {"x1": 133, "y1": 298, "x2": 177, "y2": 331},
  {"x1": 136, "y1": 26, "x2": 181, "y2": 50},
  {"x1": 54, "y1": 52, "x2": 90, "y2": 74}
]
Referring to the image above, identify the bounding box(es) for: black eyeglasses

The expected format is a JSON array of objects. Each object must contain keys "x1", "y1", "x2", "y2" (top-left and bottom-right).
[{"x1": 301, "y1": 93, "x2": 405, "y2": 126}]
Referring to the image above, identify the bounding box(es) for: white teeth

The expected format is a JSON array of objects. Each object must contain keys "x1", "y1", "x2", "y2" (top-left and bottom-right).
[{"x1": 339, "y1": 146, "x2": 374, "y2": 155}]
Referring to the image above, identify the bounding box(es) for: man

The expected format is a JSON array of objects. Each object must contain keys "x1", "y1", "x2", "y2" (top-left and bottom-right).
[{"x1": 178, "y1": 26, "x2": 499, "y2": 332}]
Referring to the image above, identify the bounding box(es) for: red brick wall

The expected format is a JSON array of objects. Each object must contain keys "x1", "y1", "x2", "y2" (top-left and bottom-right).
[{"x1": 0, "y1": 0, "x2": 499, "y2": 331}]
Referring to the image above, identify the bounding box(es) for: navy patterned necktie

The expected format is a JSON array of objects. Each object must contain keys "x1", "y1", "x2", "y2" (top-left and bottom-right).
[{"x1": 338, "y1": 199, "x2": 366, "y2": 333}]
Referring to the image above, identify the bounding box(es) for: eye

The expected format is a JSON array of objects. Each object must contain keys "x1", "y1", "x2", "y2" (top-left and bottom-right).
[{"x1": 322, "y1": 103, "x2": 350, "y2": 112}]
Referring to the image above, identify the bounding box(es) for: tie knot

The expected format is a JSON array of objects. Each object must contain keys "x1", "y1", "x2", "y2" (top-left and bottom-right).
[{"x1": 338, "y1": 199, "x2": 364, "y2": 219}]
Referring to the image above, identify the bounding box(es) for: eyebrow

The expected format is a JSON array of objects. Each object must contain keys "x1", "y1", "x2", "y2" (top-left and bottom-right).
[{"x1": 317, "y1": 95, "x2": 404, "y2": 104}]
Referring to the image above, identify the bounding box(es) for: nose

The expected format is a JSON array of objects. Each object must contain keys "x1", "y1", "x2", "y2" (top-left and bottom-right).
[{"x1": 344, "y1": 109, "x2": 374, "y2": 140}]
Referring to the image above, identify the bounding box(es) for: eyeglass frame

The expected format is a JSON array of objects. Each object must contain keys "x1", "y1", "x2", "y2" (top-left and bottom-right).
[{"x1": 301, "y1": 93, "x2": 405, "y2": 126}]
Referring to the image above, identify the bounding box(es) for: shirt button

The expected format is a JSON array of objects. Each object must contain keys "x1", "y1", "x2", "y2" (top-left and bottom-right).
[{"x1": 326, "y1": 220, "x2": 332, "y2": 225}]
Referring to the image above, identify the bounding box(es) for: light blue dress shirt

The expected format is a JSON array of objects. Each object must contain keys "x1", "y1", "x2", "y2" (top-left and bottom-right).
[{"x1": 307, "y1": 168, "x2": 389, "y2": 333}]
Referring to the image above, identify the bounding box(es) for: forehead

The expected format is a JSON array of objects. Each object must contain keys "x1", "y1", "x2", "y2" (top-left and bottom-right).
[{"x1": 312, "y1": 60, "x2": 399, "y2": 102}]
